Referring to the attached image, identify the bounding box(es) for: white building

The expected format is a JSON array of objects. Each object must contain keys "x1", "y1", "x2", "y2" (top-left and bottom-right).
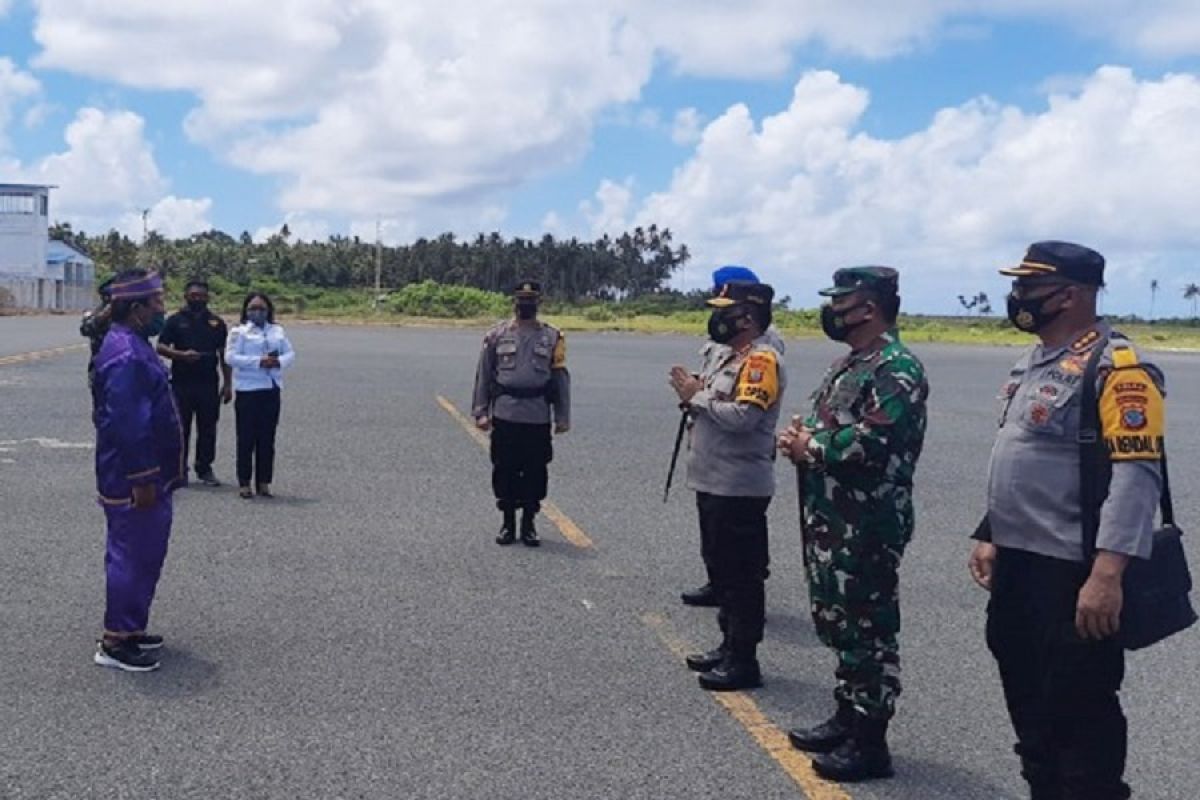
[{"x1": 0, "y1": 183, "x2": 94, "y2": 311}]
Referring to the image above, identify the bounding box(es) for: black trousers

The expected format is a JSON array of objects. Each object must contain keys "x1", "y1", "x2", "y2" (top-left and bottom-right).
[
  {"x1": 987, "y1": 548, "x2": 1130, "y2": 800},
  {"x1": 696, "y1": 492, "x2": 770, "y2": 658},
  {"x1": 172, "y1": 380, "x2": 220, "y2": 474},
  {"x1": 235, "y1": 388, "x2": 281, "y2": 487},
  {"x1": 490, "y1": 418, "x2": 552, "y2": 513}
]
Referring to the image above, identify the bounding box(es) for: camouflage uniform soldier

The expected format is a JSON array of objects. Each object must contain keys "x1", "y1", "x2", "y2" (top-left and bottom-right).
[
  {"x1": 473, "y1": 280, "x2": 570, "y2": 547},
  {"x1": 779, "y1": 267, "x2": 928, "y2": 782}
]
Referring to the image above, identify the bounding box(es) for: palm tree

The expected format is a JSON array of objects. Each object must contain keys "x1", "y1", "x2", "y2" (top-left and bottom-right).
[
  {"x1": 1150, "y1": 279, "x2": 1159, "y2": 320},
  {"x1": 1184, "y1": 283, "x2": 1200, "y2": 319}
]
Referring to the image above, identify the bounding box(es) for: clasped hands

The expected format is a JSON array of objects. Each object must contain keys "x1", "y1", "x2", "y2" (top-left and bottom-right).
[{"x1": 777, "y1": 414, "x2": 814, "y2": 463}]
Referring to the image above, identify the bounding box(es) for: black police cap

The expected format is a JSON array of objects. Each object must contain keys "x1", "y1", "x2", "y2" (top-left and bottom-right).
[
  {"x1": 706, "y1": 279, "x2": 775, "y2": 308},
  {"x1": 1000, "y1": 241, "x2": 1105, "y2": 286}
]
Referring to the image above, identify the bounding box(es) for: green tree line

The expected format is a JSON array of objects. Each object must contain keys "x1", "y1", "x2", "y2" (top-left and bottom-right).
[{"x1": 50, "y1": 222, "x2": 691, "y2": 303}]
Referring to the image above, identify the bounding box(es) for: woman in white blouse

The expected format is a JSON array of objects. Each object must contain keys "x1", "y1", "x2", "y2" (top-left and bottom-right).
[{"x1": 224, "y1": 292, "x2": 296, "y2": 498}]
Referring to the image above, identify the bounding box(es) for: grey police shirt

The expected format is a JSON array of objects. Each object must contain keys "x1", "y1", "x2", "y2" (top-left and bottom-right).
[
  {"x1": 472, "y1": 319, "x2": 570, "y2": 426},
  {"x1": 986, "y1": 321, "x2": 1164, "y2": 562},
  {"x1": 685, "y1": 333, "x2": 786, "y2": 498}
]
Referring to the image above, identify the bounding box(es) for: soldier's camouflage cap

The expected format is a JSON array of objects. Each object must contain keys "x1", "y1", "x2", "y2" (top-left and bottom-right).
[
  {"x1": 1000, "y1": 241, "x2": 1105, "y2": 286},
  {"x1": 818, "y1": 266, "x2": 900, "y2": 297},
  {"x1": 707, "y1": 279, "x2": 774, "y2": 308},
  {"x1": 512, "y1": 279, "x2": 542, "y2": 298}
]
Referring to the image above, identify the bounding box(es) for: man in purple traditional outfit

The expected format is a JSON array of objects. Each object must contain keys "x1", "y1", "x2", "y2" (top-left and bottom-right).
[{"x1": 92, "y1": 268, "x2": 184, "y2": 672}]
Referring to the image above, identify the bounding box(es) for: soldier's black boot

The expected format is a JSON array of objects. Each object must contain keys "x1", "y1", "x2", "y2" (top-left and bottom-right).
[
  {"x1": 496, "y1": 510, "x2": 516, "y2": 546},
  {"x1": 788, "y1": 700, "x2": 856, "y2": 753},
  {"x1": 811, "y1": 714, "x2": 894, "y2": 782},
  {"x1": 680, "y1": 583, "x2": 719, "y2": 607},
  {"x1": 697, "y1": 649, "x2": 762, "y2": 691},
  {"x1": 685, "y1": 634, "x2": 730, "y2": 672},
  {"x1": 520, "y1": 510, "x2": 540, "y2": 547}
]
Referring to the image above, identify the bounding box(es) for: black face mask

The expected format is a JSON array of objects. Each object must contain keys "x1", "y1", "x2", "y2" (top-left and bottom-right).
[
  {"x1": 820, "y1": 302, "x2": 870, "y2": 342},
  {"x1": 515, "y1": 301, "x2": 538, "y2": 320},
  {"x1": 1006, "y1": 288, "x2": 1066, "y2": 333},
  {"x1": 707, "y1": 308, "x2": 749, "y2": 344},
  {"x1": 186, "y1": 300, "x2": 207, "y2": 313}
]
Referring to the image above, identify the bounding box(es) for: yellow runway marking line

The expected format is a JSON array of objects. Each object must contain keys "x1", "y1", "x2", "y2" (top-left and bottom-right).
[
  {"x1": 0, "y1": 343, "x2": 87, "y2": 367},
  {"x1": 641, "y1": 612, "x2": 853, "y2": 800},
  {"x1": 435, "y1": 394, "x2": 595, "y2": 550}
]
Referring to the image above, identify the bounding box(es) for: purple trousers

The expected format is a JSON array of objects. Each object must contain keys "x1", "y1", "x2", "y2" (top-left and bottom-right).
[{"x1": 103, "y1": 493, "x2": 173, "y2": 634}]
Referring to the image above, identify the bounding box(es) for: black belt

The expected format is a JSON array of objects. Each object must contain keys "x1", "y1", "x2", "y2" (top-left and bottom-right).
[{"x1": 494, "y1": 382, "x2": 552, "y2": 400}]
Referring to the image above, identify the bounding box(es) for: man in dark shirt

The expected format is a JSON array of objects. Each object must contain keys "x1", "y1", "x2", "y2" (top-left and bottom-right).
[
  {"x1": 156, "y1": 279, "x2": 232, "y2": 486},
  {"x1": 81, "y1": 277, "x2": 114, "y2": 399}
]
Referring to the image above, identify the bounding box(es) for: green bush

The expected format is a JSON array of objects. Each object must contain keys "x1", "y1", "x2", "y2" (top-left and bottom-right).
[
  {"x1": 583, "y1": 305, "x2": 617, "y2": 322},
  {"x1": 387, "y1": 280, "x2": 509, "y2": 318}
]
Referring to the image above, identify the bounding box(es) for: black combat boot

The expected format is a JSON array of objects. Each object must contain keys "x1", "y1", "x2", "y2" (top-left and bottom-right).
[
  {"x1": 685, "y1": 635, "x2": 730, "y2": 672},
  {"x1": 680, "y1": 583, "x2": 719, "y2": 607},
  {"x1": 697, "y1": 648, "x2": 762, "y2": 691},
  {"x1": 496, "y1": 509, "x2": 516, "y2": 546},
  {"x1": 810, "y1": 714, "x2": 894, "y2": 782},
  {"x1": 520, "y1": 509, "x2": 540, "y2": 547},
  {"x1": 788, "y1": 700, "x2": 855, "y2": 753}
]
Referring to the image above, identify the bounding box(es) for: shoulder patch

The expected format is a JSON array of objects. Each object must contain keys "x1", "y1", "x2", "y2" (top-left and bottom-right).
[
  {"x1": 552, "y1": 333, "x2": 567, "y2": 369},
  {"x1": 735, "y1": 349, "x2": 779, "y2": 410},
  {"x1": 1101, "y1": 365, "x2": 1164, "y2": 461}
]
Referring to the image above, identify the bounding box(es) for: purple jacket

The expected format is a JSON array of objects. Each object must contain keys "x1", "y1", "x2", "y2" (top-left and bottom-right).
[{"x1": 93, "y1": 323, "x2": 185, "y2": 505}]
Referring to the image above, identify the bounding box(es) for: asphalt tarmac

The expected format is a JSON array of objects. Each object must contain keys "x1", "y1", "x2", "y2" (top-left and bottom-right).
[{"x1": 2, "y1": 315, "x2": 1198, "y2": 800}]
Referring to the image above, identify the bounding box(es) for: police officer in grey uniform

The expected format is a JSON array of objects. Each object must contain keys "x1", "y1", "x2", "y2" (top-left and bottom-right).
[
  {"x1": 473, "y1": 280, "x2": 571, "y2": 547},
  {"x1": 681, "y1": 266, "x2": 787, "y2": 608},
  {"x1": 969, "y1": 241, "x2": 1165, "y2": 800},
  {"x1": 669, "y1": 280, "x2": 786, "y2": 691}
]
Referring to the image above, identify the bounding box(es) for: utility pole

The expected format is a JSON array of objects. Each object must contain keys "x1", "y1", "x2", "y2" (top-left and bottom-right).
[{"x1": 374, "y1": 216, "x2": 382, "y2": 311}]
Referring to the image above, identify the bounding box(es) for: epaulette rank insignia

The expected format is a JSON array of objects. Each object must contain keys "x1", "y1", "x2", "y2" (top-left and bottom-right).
[{"x1": 1069, "y1": 329, "x2": 1101, "y2": 353}]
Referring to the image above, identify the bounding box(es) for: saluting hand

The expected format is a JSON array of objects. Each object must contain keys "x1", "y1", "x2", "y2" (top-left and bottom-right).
[{"x1": 968, "y1": 541, "x2": 997, "y2": 591}]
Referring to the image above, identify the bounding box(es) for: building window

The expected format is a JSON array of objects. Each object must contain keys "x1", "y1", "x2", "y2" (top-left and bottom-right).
[
  {"x1": 0, "y1": 193, "x2": 36, "y2": 215},
  {"x1": 40, "y1": 195, "x2": 48, "y2": 216}
]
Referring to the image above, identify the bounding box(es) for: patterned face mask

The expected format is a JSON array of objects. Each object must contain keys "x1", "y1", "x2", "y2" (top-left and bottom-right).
[
  {"x1": 1005, "y1": 287, "x2": 1067, "y2": 333},
  {"x1": 820, "y1": 302, "x2": 869, "y2": 342}
]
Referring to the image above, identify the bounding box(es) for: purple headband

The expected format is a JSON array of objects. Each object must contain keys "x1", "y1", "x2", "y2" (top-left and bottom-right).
[{"x1": 108, "y1": 272, "x2": 164, "y2": 301}]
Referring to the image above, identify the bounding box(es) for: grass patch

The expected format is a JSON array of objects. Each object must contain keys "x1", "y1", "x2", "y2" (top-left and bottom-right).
[{"x1": 148, "y1": 278, "x2": 1200, "y2": 351}]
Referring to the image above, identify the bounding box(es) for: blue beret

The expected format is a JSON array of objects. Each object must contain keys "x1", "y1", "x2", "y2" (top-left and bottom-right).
[{"x1": 712, "y1": 265, "x2": 760, "y2": 289}]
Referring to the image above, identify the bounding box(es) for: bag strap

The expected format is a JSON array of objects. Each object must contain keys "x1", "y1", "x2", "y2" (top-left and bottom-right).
[
  {"x1": 1078, "y1": 342, "x2": 1107, "y2": 560},
  {"x1": 1079, "y1": 339, "x2": 1174, "y2": 559}
]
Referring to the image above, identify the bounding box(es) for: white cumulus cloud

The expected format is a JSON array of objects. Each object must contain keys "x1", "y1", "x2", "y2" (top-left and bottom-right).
[
  {"x1": 582, "y1": 178, "x2": 635, "y2": 237},
  {"x1": 0, "y1": 58, "x2": 41, "y2": 149},
  {"x1": 20, "y1": 0, "x2": 1200, "y2": 283},
  {"x1": 627, "y1": 67, "x2": 1200, "y2": 311},
  {"x1": 7, "y1": 107, "x2": 212, "y2": 237},
  {"x1": 118, "y1": 195, "x2": 213, "y2": 240}
]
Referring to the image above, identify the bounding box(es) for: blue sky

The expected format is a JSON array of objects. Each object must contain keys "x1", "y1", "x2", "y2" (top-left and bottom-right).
[{"x1": 3, "y1": 1, "x2": 1200, "y2": 314}]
